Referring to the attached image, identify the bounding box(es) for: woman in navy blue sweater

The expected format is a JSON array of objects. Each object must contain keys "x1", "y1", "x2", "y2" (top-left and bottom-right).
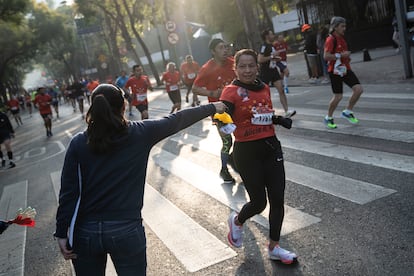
[{"x1": 55, "y1": 84, "x2": 225, "y2": 275}]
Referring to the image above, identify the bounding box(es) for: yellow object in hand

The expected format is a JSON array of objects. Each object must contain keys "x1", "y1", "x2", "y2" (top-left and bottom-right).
[{"x1": 213, "y1": 112, "x2": 233, "y2": 124}]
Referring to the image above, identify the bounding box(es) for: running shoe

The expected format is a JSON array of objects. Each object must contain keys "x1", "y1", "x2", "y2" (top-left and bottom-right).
[
  {"x1": 284, "y1": 87, "x2": 289, "y2": 94},
  {"x1": 8, "y1": 162, "x2": 16, "y2": 169},
  {"x1": 341, "y1": 110, "x2": 359, "y2": 124},
  {"x1": 220, "y1": 168, "x2": 235, "y2": 183},
  {"x1": 285, "y1": 110, "x2": 296, "y2": 118},
  {"x1": 268, "y1": 245, "x2": 297, "y2": 264},
  {"x1": 227, "y1": 211, "x2": 243, "y2": 248},
  {"x1": 324, "y1": 116, "x2": 337, "y2": 129}
]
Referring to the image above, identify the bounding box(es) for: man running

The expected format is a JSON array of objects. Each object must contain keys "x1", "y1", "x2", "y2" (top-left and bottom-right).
[
  {"x1": 33, "y1": 87, "x2": 53, "y2": 137},
  {"x1": 125, "y1": 65, "x2": 153, "y2": 120},
  {"x1": 0, "y1": 111, "x2": 16, "y2": 168}
]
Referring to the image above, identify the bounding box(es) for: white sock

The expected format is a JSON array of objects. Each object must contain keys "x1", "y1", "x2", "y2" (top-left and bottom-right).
[{"x1": 283, "y1": 76, "x2": 288, "y2": 88}]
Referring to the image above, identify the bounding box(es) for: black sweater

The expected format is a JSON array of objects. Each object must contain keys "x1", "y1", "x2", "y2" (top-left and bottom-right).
[{"x1": 55, "y1": 104, "x2": 216, "y2": 238}]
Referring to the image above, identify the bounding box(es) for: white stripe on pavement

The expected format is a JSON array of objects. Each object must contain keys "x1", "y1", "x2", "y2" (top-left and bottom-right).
[
  {"x1": 0, "y1": 181, "x2": 28, "y2": 276},
  {"x1": 142, "y1": 185, "x2": 237, "y2": 272},
  {"x1": 284, "y1": 162, "x2": 396, "y2": 204},
  {"x1": 169, "y1": 132, "x2": 397, "y2": 204},
  {"x1": 281, "y1": 107, "x2": 414, "y2": 124},
  {"x1": 292, "y1": 120, "x2": 414, "y2": 143},
  {"x1": 150, "y1": 146, "x2": 321, "y2": 235},
  {"x1": 279, "y1": 135, "x2": 414, "y2": 174}
]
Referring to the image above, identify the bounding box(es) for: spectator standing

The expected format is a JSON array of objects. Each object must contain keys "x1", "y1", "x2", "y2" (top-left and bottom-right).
[
  {"x1": 54, "y1": 84, "x2": 226, "y2": 275},
  {"x1": 392, "y1": 15, "x2": 401, "y2": 53},
  {"x1": 302, "y1": 24, "x2": 319, "y2": 83},
  {"x1": 161, "y1": 62, "x2": 182, "y2": 114},
  {"x1": 323, "y1": 16, "x2": 363, "y2": 129},
  {"x1": 317, "y1": 25, "x2": 330, "y2": 84},
  {"x1": 180, "y1": 55, "x2": 201, "y2": 107},
  {"x1": 193, "y1": 38, "x2": 237, "y2": 183},
  {"x1": 125, "y1": 64, "x2": 153, "y2": 120},
  {"x1": 258, "y1": 29, "x2": 296, "y2": 118}
]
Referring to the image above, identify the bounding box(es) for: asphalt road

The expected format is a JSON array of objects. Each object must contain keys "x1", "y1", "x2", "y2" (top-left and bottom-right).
[{"x1": 0, "y1": 80, "x2": 413, "y2": 276}]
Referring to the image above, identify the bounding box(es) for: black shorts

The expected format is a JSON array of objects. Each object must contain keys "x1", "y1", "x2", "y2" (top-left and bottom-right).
[
  {"x1": 329, "y1": 70, "x2": 360, "y2": 94},
  {"x1": 259, "y1": 68, "x2": 281, "y2": 85},
  {"x1": 10, "y1": 109, "x2": 20, "y2": 115},
  {"x1": 135, "y1": 104, "x2": 148, "y2": 113},
  {"x1": 168, "y1": 90, "x2": 181, "y2": 104},
  {"x1": 41, "y1": 113, "x2": 52, "y2": 119},
  {"x1": 0, "y1": 132, "x2": 12, "y2": 143},
  {"x1": 276, "y1": 61, "x2": 287, "y2": 73}
]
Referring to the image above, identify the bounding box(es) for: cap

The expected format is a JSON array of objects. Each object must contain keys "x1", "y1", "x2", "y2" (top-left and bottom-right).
[
  {"x1": 301, "y1": 24, "x2": 311, "y2": 32},
  {"x1": 208, "y1": 38, "x2": 225, "y2": 51}
]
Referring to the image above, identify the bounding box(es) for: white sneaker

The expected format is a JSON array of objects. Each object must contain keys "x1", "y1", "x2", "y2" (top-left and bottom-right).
[
  {"x1": 285, "y1": 109, "x2": 296, "y2": 118},
  {"x1": 268, "y1": 245, "x2": 297, "y2": 264},
  {"x1": 227, "y1": 212, "x2": 243, "y2": 248},
  {"x1": 321, "y1": 78, "x2": 330, "y2": 84}
]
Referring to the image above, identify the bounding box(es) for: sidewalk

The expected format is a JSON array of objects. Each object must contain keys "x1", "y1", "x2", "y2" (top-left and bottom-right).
[{"x1": 287, "y1": 46, "x2": 414, "y2": 86}]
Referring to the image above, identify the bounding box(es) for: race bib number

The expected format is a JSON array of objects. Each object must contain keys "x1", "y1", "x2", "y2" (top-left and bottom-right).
[
  {"x1": 251, "y1": 112, "x2": 273, "y2": 125},
  {"x1": 170, "y1": 85, "x2": 178, "y2": 91},
  {"x1": 187, "y1": 73, "x2": 196, "y2": 79},
  {"x1": 136, "y1": 94, "x2": 147, "y2": 101}
]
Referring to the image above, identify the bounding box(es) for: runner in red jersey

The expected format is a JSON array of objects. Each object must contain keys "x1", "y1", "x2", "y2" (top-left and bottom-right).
[
  {"x1": 193, "y1": 38, "x2": 237, "y2": 183},
  {"x1": 33, "y1": 87, "x2": 53, "y2": 137},
  {"x1": 273, "y1": 34, "x2": 290, "y2": 93},
  {"x1": 125, "y1": 64, "x2": 153, "y2": 120},
  {"x1": 180, "y1": 55, "x2": 200, "y2": 106},
  {"x1": 162, "y1": 62, "x2": 182, "y2": 114},
  {"x1": 7, "y1": 96, "x2": 23, "y2": 126}
]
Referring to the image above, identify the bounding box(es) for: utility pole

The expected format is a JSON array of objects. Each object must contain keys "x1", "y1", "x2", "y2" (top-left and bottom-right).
[{"x1": 394, "y1": 0, "x2": 413, "y2": 78}]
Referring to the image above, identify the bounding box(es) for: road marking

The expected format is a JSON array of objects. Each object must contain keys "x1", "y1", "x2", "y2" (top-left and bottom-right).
[
  {"x1": 169, "y1": 132, "x2": 397, "y2": 204},
  {"x1": 50, "y1": 172, "x2": 117, "y2": 276},
  {"x1": 280, "y1": 135, "x2": 414, "y2": 174},
  {"x1": 292, "y1": 120, "x2": 414, "y2": 143},
  {"x1": 0, "y1": 181, "x2": 28, "y2": 276},
  {"x1": 142, "y1": 185, "x2": 237, "y2": 272},
  {"x1": 281, "y1": 107, "x2": 414, "y2": 125},
  {"x1": 151, "y1": 146, "x2": 321, "y2": 235}
]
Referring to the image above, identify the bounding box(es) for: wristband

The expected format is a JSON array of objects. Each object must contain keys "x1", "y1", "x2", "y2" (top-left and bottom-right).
[{"x1": 335, "y1": 53, "x2": 341, "y2": 59}]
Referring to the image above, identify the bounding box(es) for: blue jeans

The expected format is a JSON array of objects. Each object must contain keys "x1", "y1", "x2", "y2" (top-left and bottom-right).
[{"x1": 72, "y1": 220, "x2": 146, "y2": 276}]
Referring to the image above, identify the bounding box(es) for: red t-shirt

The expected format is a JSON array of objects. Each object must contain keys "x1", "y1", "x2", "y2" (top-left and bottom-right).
[
  {"x1": 273, "y1": 40, "x2": 288, "y2": 61},
  {"x1": 162, "y1": 71, "x2": 181, "y2": 92},
  {"x1": 324, "y1": 34, "x2": 351, "y2": 72},
  {"x1": 87, "y1": 80, "x2": 99, "y2": 92},
  {"x1": 193, "y1": 57, "x2": 236, "y2": 103},
  {"x1": 220, "y1": 84, "x2": 275, "y2": 142},
  {"x1": 34, "y1": 93, "x2": 52, "y2": 114},
  {"x1": 125, "y1": 75, "x2": 151, "y2": 106},
  {"x1": 8, "y1": 99, "x2": 20, "y2": 111},
  {"x1": 180, "y1": 61, "x2": 200, "y2": 85}
]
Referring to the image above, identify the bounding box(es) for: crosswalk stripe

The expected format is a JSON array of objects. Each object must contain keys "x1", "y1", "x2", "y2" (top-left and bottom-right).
[
  {"x1": 279, "y1": 135, "x2": 414, "y2": 174},
  {"x1": 142, "y1": 185, "x2": 237, "y2": 272},
  {"x1": 291, "y1": 120, "x2": 414, "y2": 143},
  {"x1": 0, "y1": 181, "x2": 28, "y2": 276},
  {"x1": 150, "y1": 146, "x2": 321, "y2": 235},
  {"x1": 169, "y1": 131, "x2": 396, "y2": 204},
  {"x1": 276, "y1": 107, "x2": 414, "y2": 124}
]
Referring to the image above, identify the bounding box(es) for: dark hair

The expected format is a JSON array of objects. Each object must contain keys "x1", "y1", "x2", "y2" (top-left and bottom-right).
[
  {"x1": 234, "y1": 49, "x2": 258, "y2": 67},
  {"x1": 86, "y1": 84, "x2": 127, "y2": 154},
  {"x1": 132, "y1": 64, "x2": 141, "y2": 71},
  {"x1": 261, "y1": 29, "x2": 272, "y2": 41},
  {"x1": 208, "y1": 38, "x2": 225, "y2": 51}
]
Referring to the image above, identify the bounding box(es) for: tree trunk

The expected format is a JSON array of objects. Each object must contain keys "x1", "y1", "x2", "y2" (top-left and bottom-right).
[
  {"x1": 121, "y1": 0, "x2": 161, "y2": 85},
  {"x1": 235, "y1": 0, "x2": 262, "y2": 50}
]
